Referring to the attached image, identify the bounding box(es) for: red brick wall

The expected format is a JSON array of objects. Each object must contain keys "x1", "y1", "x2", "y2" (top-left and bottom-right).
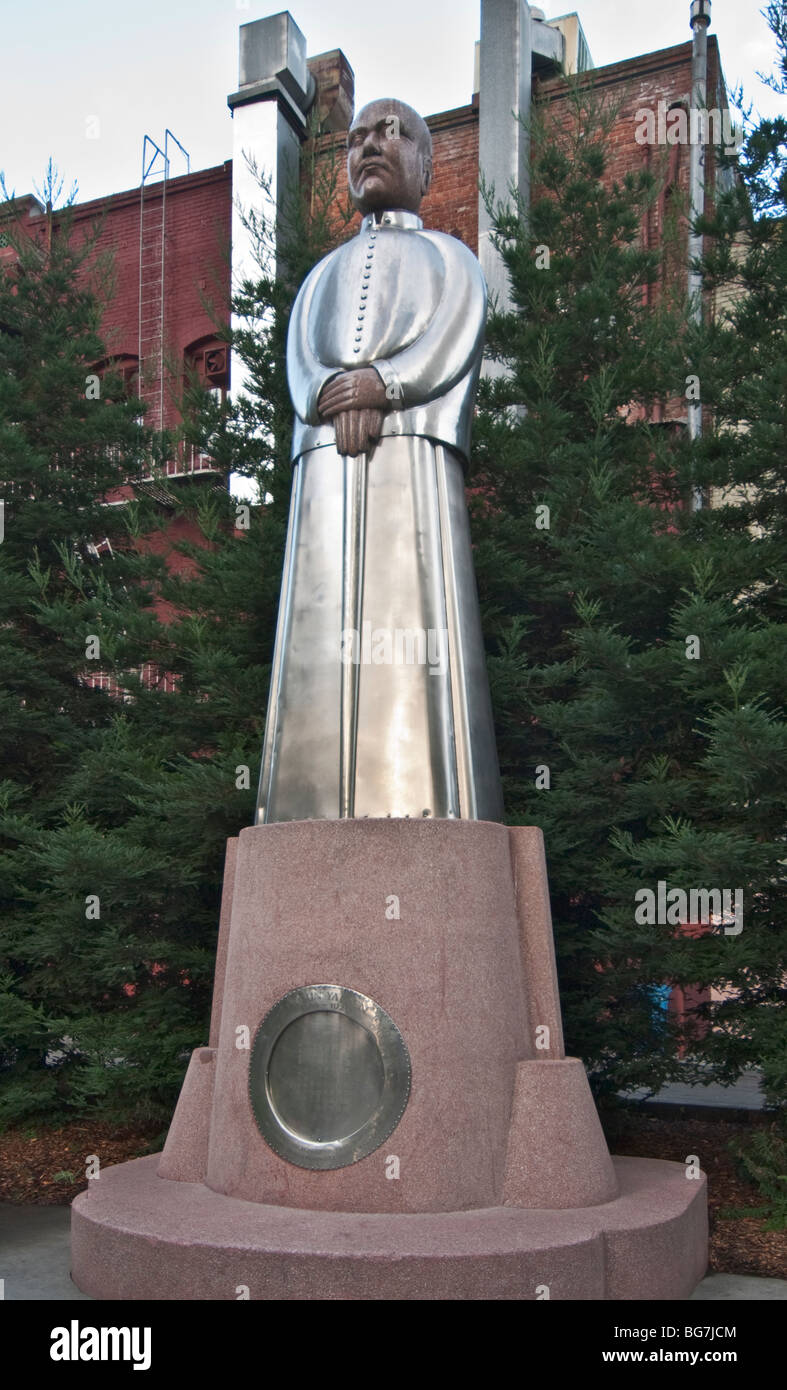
[
  {"x1": 424, "y1": 106, "x2": 480, "y2": 249},
  {"x1": 137, "y1": 511, "x2": 209, "y2": 625},
  {"x1": 536, "y1": 38, "x2": 723, "y2": 251},
  {"x1": 37, "y1": 167, "x2": 232, "y2": 625},
  {"x1": 534, "y1": 39, "x2": 724, "y2": 431},
  {"x1": 62, "y1": 162, "x2": 232, "y2": 429}
]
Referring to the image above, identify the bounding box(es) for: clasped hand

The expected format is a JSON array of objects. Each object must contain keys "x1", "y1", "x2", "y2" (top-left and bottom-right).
[{"x1": 317, "y1": 368, "x2": 391, "y2": 457}]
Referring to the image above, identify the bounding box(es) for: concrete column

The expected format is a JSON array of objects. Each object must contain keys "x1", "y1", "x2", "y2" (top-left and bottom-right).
[
  {"x1": 227, "y1": 12, "x2": 315, "y2": 495},
  {"x1": 478, "y1": 0, "x2": 533, "y2": 314},
  {"x1": 478, "y1": 2, "x2": 564, "y2": 319}
]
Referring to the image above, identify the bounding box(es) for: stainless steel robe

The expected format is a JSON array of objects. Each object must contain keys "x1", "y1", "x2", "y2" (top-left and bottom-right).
[{"x1": 256, "y1": 210, "x2": 503, "y2": 823}]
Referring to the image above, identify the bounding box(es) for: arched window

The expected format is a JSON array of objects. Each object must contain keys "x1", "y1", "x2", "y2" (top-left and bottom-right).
[
  {"x1": 184, "y1": 335, "x2": 230, "y2": 403},
  {"x1": 180, "y1": 336, "x2": 230, "y2": 478}
]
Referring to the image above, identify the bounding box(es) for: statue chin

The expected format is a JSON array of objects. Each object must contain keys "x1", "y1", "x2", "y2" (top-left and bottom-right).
[
  {"x1": 353, "y1": 182, "x2": 419, "y2": 218},
  {"x1": 353, "y1": 192, "x2": 390, "y2": 215}
]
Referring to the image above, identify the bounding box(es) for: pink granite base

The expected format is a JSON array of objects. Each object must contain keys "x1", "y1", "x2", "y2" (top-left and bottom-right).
[
  {"x1": 158, "y1": 1047, "x2": 215, "y2": 1183},
  {"x1": 70, "y1": 820, "x2": 708, "y2": 1299},
  {"x1": 503, "y1": 1060, "x2": 619, "y2": 1208},
  {"x1": 71, "y1": 1152, "x2": 707, "y2": 1300},
  {"x1": 204, "y1": 819, "x2": 532, "y2": 1213}
]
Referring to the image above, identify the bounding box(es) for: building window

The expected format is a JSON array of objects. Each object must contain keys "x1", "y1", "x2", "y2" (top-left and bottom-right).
[
  {"x1": 184, "y1": 337, "x2": 230, "y2": 402},
  {"x1": 181, "y1": 337, "x2": 230, "y2": 478}
]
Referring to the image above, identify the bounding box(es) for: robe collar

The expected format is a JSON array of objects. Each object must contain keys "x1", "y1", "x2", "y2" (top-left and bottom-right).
[{"x1": 360, "y1": 210, "x2": 424, "y2": 232}]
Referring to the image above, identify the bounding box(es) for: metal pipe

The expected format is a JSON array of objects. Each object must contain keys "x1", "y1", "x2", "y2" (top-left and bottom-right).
[{"x1": 688, "y1": 0, "x2": 711, "y2": 510}]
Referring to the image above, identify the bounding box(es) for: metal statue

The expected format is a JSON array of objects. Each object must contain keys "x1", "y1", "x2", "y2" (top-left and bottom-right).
[{"x1": 256, "y1": 98, "x2": 503, "y2": 823}]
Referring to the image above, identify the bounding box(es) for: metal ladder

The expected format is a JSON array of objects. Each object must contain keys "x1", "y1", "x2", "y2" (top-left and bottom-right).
[{"x1": 137, "y1": 131, "x2": 190, "y2": 437}]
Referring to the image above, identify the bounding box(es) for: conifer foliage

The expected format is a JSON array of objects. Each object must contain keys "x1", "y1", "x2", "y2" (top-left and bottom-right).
[
  {"x1": 472, "y1": 20, "x2": 786, "y2": 1106},
  {"x1": 0, "y1": 143, "x2": 354, "y2": 1126},
  {"x1": 0, "y1": 190, "x2": 171, "y2": 1122}
]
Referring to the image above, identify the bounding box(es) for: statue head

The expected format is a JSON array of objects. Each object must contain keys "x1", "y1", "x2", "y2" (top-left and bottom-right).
[{"x1": 347, "y1": 99, "x2": 433, "y2": 216}]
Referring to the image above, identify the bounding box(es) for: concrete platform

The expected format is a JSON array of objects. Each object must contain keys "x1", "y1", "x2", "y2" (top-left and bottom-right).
[{"x1": 70, "y1": 1151, "x2": 707, "y2": 1301}]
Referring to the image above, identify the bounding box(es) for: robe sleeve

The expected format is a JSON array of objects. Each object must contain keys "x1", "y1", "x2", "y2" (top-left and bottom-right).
[
  {"x1": 372, "y1": 235, "x2": 487, "y2": 410},
  {"x1": 286, "y1": 258, "x2": 342, "y2": 425}
]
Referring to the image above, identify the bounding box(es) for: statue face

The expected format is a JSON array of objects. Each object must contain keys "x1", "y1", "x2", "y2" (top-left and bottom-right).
[{"x1": 347, "y1": 100, "x2": 432, "y2": 215}]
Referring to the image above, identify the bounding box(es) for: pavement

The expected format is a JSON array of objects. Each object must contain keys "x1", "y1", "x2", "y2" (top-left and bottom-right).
[
  {"x1": 689, "y1": 1274, "x2": 787, "y2": 1300},
  {"x1": 1, "y1": 1204, "x2": 784, "y2": 1300},
  {"x1": 1, "y1": 1205, "x2": 91, "y2": 1301},
  {"x1": 620, "y1": 1068, "x2": 767, "y2": 1112}
]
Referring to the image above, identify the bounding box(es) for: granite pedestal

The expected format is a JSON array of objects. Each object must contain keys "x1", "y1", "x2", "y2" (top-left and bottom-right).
[{"x1": 71, "y1": 820, "x2": 707, "y2": 1299}]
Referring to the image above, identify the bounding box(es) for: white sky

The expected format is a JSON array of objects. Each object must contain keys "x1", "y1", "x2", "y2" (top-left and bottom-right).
[{"x1": 0, "y1": 0, "x2": 783, "y2": 206}]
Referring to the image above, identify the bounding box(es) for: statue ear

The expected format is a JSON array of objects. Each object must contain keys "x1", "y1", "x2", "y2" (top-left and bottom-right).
[{"x1": 421, "y1": 157, "x2": 433, "y2": 197}]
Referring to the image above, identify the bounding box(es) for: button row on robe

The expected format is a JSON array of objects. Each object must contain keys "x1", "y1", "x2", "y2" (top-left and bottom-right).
[{"x1": 353, "y1": 233, "x2": 377, "y2": 352}]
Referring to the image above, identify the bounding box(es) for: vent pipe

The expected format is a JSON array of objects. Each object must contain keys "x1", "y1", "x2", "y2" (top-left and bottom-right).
[{"x1": 688, "y1": 0, "x2": 710, "y2": 509}]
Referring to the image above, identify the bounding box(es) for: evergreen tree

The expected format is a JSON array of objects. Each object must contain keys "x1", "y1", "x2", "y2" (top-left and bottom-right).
[
  {"x1": 0, "y1": 180, "x2": 172, "y2": 1122},
  {"x1": 687, "y1": 0, "x2": 787, "y2": 1106},
  {"x1": 472, "y1": 49, "x2": 786, "y2": 1106},
  {"x1": 0, "y1": 135, "x2": 355, "y2": 1127}
]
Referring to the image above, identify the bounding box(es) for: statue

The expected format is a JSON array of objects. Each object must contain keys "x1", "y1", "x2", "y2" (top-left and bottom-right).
[
  {"x1": 71, "y1": 37, "x2": 707, "y2": 1300},
  {"x1": 256, "y1": 99, "x2": 504, "y2": 823}
]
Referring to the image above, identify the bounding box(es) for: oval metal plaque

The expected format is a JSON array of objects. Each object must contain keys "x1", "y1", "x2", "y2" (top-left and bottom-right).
[{"x1": 249, "y1": 985, "x2": 411, "y2": 1170}]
